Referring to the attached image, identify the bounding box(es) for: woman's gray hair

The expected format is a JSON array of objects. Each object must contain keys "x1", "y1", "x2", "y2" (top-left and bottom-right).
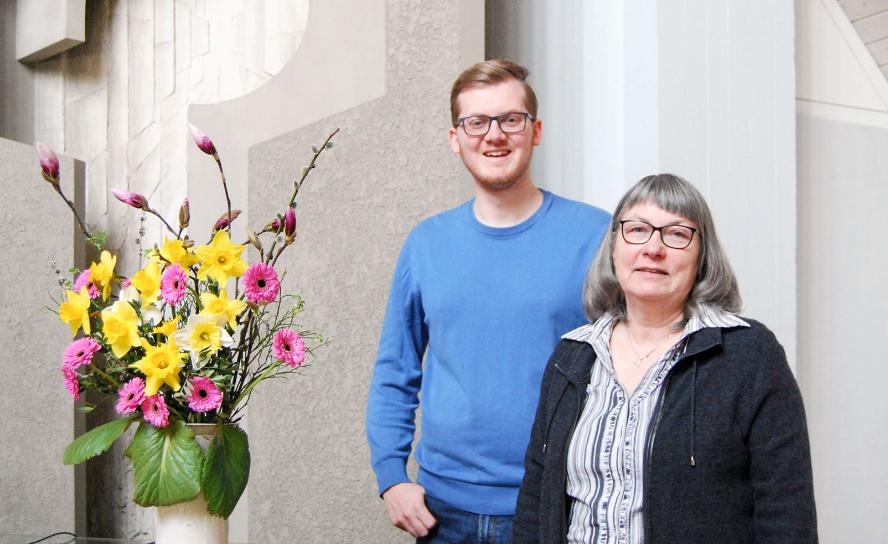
[{"x1": 583, "y1": 173, "x2": 742, "y2": 322}]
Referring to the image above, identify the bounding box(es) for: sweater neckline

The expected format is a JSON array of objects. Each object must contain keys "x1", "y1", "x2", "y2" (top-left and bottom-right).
[{"x1": 464, "y1": 189, "x2": 554, "y2": 237}]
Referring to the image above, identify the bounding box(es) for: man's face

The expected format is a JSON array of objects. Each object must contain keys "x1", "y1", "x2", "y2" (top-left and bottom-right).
[{"x1": 448, "y1": 79, "x2": 542, "y2": 192}]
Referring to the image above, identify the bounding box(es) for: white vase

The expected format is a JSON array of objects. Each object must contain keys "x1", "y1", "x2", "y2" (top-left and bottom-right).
[
  {"x1": 155, "y1": 493, "x2": 228, "y2": 544},
  {"x1": 154, "y1": 423, "x2": 228, "y2": 544}
]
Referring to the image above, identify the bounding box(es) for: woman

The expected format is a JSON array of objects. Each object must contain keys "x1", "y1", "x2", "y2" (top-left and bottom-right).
[{"x1": 513, "y1": 174, "x2": 817, "y2": 543}]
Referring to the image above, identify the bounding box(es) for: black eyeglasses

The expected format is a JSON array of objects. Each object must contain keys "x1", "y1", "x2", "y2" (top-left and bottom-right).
[
  {"x1": 456, "y1": 112, "x2": 534, "y2": 136},
  {"x1": 619, "y1": 220, "x2": 698, "y2": 249}
]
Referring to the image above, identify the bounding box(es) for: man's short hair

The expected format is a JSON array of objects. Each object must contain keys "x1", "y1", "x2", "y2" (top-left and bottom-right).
[{"x1": 449, "y1": 59, "x2": 539, "y2": 127}]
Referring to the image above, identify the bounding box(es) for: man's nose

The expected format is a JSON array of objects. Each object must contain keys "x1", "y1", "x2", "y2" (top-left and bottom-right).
[{"x1": 485, "y1": 119, "x2": 507, "y2": 140}]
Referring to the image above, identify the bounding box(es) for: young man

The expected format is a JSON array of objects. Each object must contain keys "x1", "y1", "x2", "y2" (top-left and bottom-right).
[{"x1": 366, "y1": 60, "x2": 610, "y2": 542}]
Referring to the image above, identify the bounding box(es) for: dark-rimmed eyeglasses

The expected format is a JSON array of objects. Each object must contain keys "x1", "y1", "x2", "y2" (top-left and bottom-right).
[
  {"x1": 619, "y1": 220, "x2": 698, "y2": 249},
  {"x1": 456, "y1": 112, "x2": 534, "y2": 136}
]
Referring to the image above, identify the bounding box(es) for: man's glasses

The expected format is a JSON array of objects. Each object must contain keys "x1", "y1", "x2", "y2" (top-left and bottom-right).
[
  {"x1": 619, "y1": 220, "x2": 698, "y2": 249},
  {"x1": 456, "y1": 112, "x2": 533, "y2": 136}
]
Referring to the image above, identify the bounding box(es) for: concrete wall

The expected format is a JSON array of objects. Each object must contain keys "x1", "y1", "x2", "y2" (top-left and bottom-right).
[
  {"x1": 1, "y1": 0, "x2": 35, "y2": 144},
  {"x1": 796, "y1": 1, "x2": 888, "y2": 541},
  {"x1": 243, "y1": 1, "x2": 482, "y2": 541},
  {"x1": 0, "y1": 137, "x2": 83, "y2": 534}
]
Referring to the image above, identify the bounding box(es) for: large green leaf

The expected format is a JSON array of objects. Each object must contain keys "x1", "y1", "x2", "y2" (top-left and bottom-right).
[
  {"x1": 63, "y1": 416, "x2": 135, "y2": 465},
  {"x1": 124, "y1": 420, "x2": 203, "y2": 507},
  {"x1": 202, "y1": 425, "x2": 250, "y2": 518}
]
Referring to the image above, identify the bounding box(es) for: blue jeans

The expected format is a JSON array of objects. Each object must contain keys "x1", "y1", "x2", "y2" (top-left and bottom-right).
[{"x1": 416, "y1": 494, "x2": 514, "y2": 544}]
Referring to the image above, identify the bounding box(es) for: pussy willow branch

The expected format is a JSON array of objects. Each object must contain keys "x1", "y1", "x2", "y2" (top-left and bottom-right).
[
  {"x1": 286, "y1": 128, "x2": 340, "y2": 206},
  {"x1": 264, "y1": 128, "x2": 339, "y2": 268}
]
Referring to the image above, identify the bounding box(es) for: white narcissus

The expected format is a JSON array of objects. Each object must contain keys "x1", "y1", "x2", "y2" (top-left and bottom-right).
[{"x1": 171, "y1": 313, "x2": 233, "y2": 370}]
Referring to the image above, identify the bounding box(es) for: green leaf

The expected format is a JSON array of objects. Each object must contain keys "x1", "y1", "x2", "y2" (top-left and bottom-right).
[
  {"x1": 87, "y1": 230, "x2": 108, "y2": 250},
  {"x1": 202, "y1": 425, "x2": 250, "y2": 518},
  {"x1": 63, "y1": 416, "x2": 134, "y2": 465},
  {"x1": 125, "y1": 420, "x2": 203, "y2": 507}
]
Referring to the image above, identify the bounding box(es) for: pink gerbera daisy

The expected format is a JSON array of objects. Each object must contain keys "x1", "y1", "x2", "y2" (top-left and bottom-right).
[
  {"x1": 116, "y1": 377, "x2": 146, "y2": 414},
  {"x1": 187, "y1": 376, "x2": 223, "y2": 413},
  {"x1": 63, "y1": 337, "x2": 101, "y2": 369},
  {"x1": 141, "y1": 394, "x2": 170, "y2": 427},
  {"x1": 160, "y1": 264, "x2": 187, "y2": 305},
  {"x1": 62, "y1": 366, "x2": 80, "y2": 400},
  {"x1": 73, "y1": 269, "x2": 100, "y2": 299},
  {"x1": 272, "y1": 329, "x2": 305, "y2": 368},
  {"x1": 242, "y1": 263, "x2": 280, "y2": 304}
]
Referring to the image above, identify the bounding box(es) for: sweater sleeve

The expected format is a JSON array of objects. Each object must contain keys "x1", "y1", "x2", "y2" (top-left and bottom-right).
[
  {"x1": 365, "y1": 236, "x2": 428, "y2": 497},
  {"x1": 744, "y1": 327, "x2": 818, "y2": 543}
]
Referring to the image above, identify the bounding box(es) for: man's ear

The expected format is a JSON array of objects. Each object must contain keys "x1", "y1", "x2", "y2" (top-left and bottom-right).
[
  {"x1": 449, "y1": 126, "x2": 461, "y2": 155},
  {"x1": 532, "y1": 118, "x2": 543, "y2": 146}
]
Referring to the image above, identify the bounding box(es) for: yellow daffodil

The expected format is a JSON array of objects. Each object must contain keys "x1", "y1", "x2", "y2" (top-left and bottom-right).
[
  {"x1": 89, "y1": 250, "x2": 117, "y2": 301},
  {"x1": 194, "y1": 230, "x2": 247, "y2": 285},
  {"x1": 131, "y1": 262, "x2": 161, "y2": 307},
  {"x1": 159, "y1": 238, "x2": 199, "y2": 269},
  {"x1": 200, "y1": 288, "x2": 246, "y2": 329},
  {"x1": 171, "y1": 313, "x2": 233, "y2": 370},
  {"x1": 59, "y1": 286, "x2": 91, "y2": 336},
  {"x1": 131, "y1": 338, "x2": 186, "y2": 395},
  {"x1": 101, "y1": 300, "x2": 141, "y2": 358},
  {"x1": 152, "y1": 316, "x2": 180, "y2": 337}
]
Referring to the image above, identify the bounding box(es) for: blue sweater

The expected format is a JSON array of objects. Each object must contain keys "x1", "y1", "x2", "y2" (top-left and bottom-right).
[{"x1": 366, "y1": 190, "x2": 610, "y2": 514}]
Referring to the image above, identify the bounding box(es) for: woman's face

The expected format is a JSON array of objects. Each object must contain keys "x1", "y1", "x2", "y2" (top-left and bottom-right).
[{"x1": 613, "y1": 202, "x2": 701, "y2": 313}]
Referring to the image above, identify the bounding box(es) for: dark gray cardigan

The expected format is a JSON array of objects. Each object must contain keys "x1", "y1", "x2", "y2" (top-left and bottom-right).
[{"x1": 513, "y1": 320, "x2": 817, "y2": 543}]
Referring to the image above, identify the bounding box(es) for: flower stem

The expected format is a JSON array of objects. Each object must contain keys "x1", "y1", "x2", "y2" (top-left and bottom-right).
[
  {"x1": 146, "y1": 208, "x2": 180, "y2": 239},
  {"x1": 91, "y1": 364, "x2": 119, "y2": 388},
  {"x1": 213, "y1": 154, "x2": 233, "y2": 235},
  {"x1": 52, "y1": 184, "x2": 92, "y2": 240}
]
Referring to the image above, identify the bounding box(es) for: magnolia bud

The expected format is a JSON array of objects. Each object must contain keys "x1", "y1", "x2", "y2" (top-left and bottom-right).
[
  {"x1": 178, "y1": 197, "x2": 190, "y2": 229},
  {"x1": 213, "y1": 209, "x2": 241, "y2": 231},
  {"x1": 36, "y1": 142, "x2": 60, "y2": 183},
  {"x1": 189, "y1": 123, "x2": 217, "y2": 155},
  {"x1": 111, "y1": 188, "x2": 149, "y2": 210},
  {"x1": 284, "y1": 206, "x2": 296, "y2": 237}
]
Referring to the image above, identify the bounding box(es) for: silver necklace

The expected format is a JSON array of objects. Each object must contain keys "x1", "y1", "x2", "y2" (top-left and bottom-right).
[{"x1": 624, "y1": 326, "x2": 676, "y2": 369}]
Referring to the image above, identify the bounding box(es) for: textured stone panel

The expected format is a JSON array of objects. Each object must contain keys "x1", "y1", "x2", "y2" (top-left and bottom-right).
[
  {"x1": 127, "y1": 120, "x2": 161, "y2": 172},
  {"x1": 85, "y1": 151, "x2": 109, "y2": 222},
  {"x1": 66, "y1": 86, "x2": 109, "y2": 160},
  {"x1": 0, "y1": 137, "x2": 80, "y2": 534},
  {"x1": 264, "y1": 32, "x2": 295, "y2": 74},
  {"x1": 175, "y1": 1, "x2": 192, "y2": 73},
  {"x1": 244, "y1": 1, "x2": 477, "y2": 541},
  {"x1": 155, "y1": 42, "x2": 175, "y2": 100},
  {"x1": 16, "y1": 0, "x2": 86, "y2": 63},
  {"x1": 159, "y1": 112, "x2": 188, "y2": 199},
  {"x1": 244, "y1": 0, "x2": 265, "y2": 75},
  {"x1": 192, "y1": 13, "x2": 210, "y2": 55},
  {"x1": 129, "y1": 143, "x2": 162, "y2": 204},
  {"x1": 33, "y1": 57, "x2": 66, "y2": 150},
  {"x1": 160, "y1": 80, "x2": 187, "y2": 123},
  {"x1": 155, "y1": 0, "x2": 174, "y2": 43},
  {"x1": 128, "y1": 1, "x2": 155, "y2": 137}
]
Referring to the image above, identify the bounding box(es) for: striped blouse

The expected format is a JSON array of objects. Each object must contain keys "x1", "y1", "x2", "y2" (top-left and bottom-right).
[{"x1": 561, "y1": 305, "x2": 748, "y2": 544}]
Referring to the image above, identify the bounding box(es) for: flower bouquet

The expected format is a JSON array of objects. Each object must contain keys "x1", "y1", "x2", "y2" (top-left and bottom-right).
[{"x1": 40, "y1": 125, "x2": 336, "y2": 519}]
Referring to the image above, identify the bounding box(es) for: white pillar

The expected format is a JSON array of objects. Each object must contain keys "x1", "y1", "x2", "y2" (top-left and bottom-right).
[{"x1": 489, "y1": 0, "x2": 797, "y2": 367}]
